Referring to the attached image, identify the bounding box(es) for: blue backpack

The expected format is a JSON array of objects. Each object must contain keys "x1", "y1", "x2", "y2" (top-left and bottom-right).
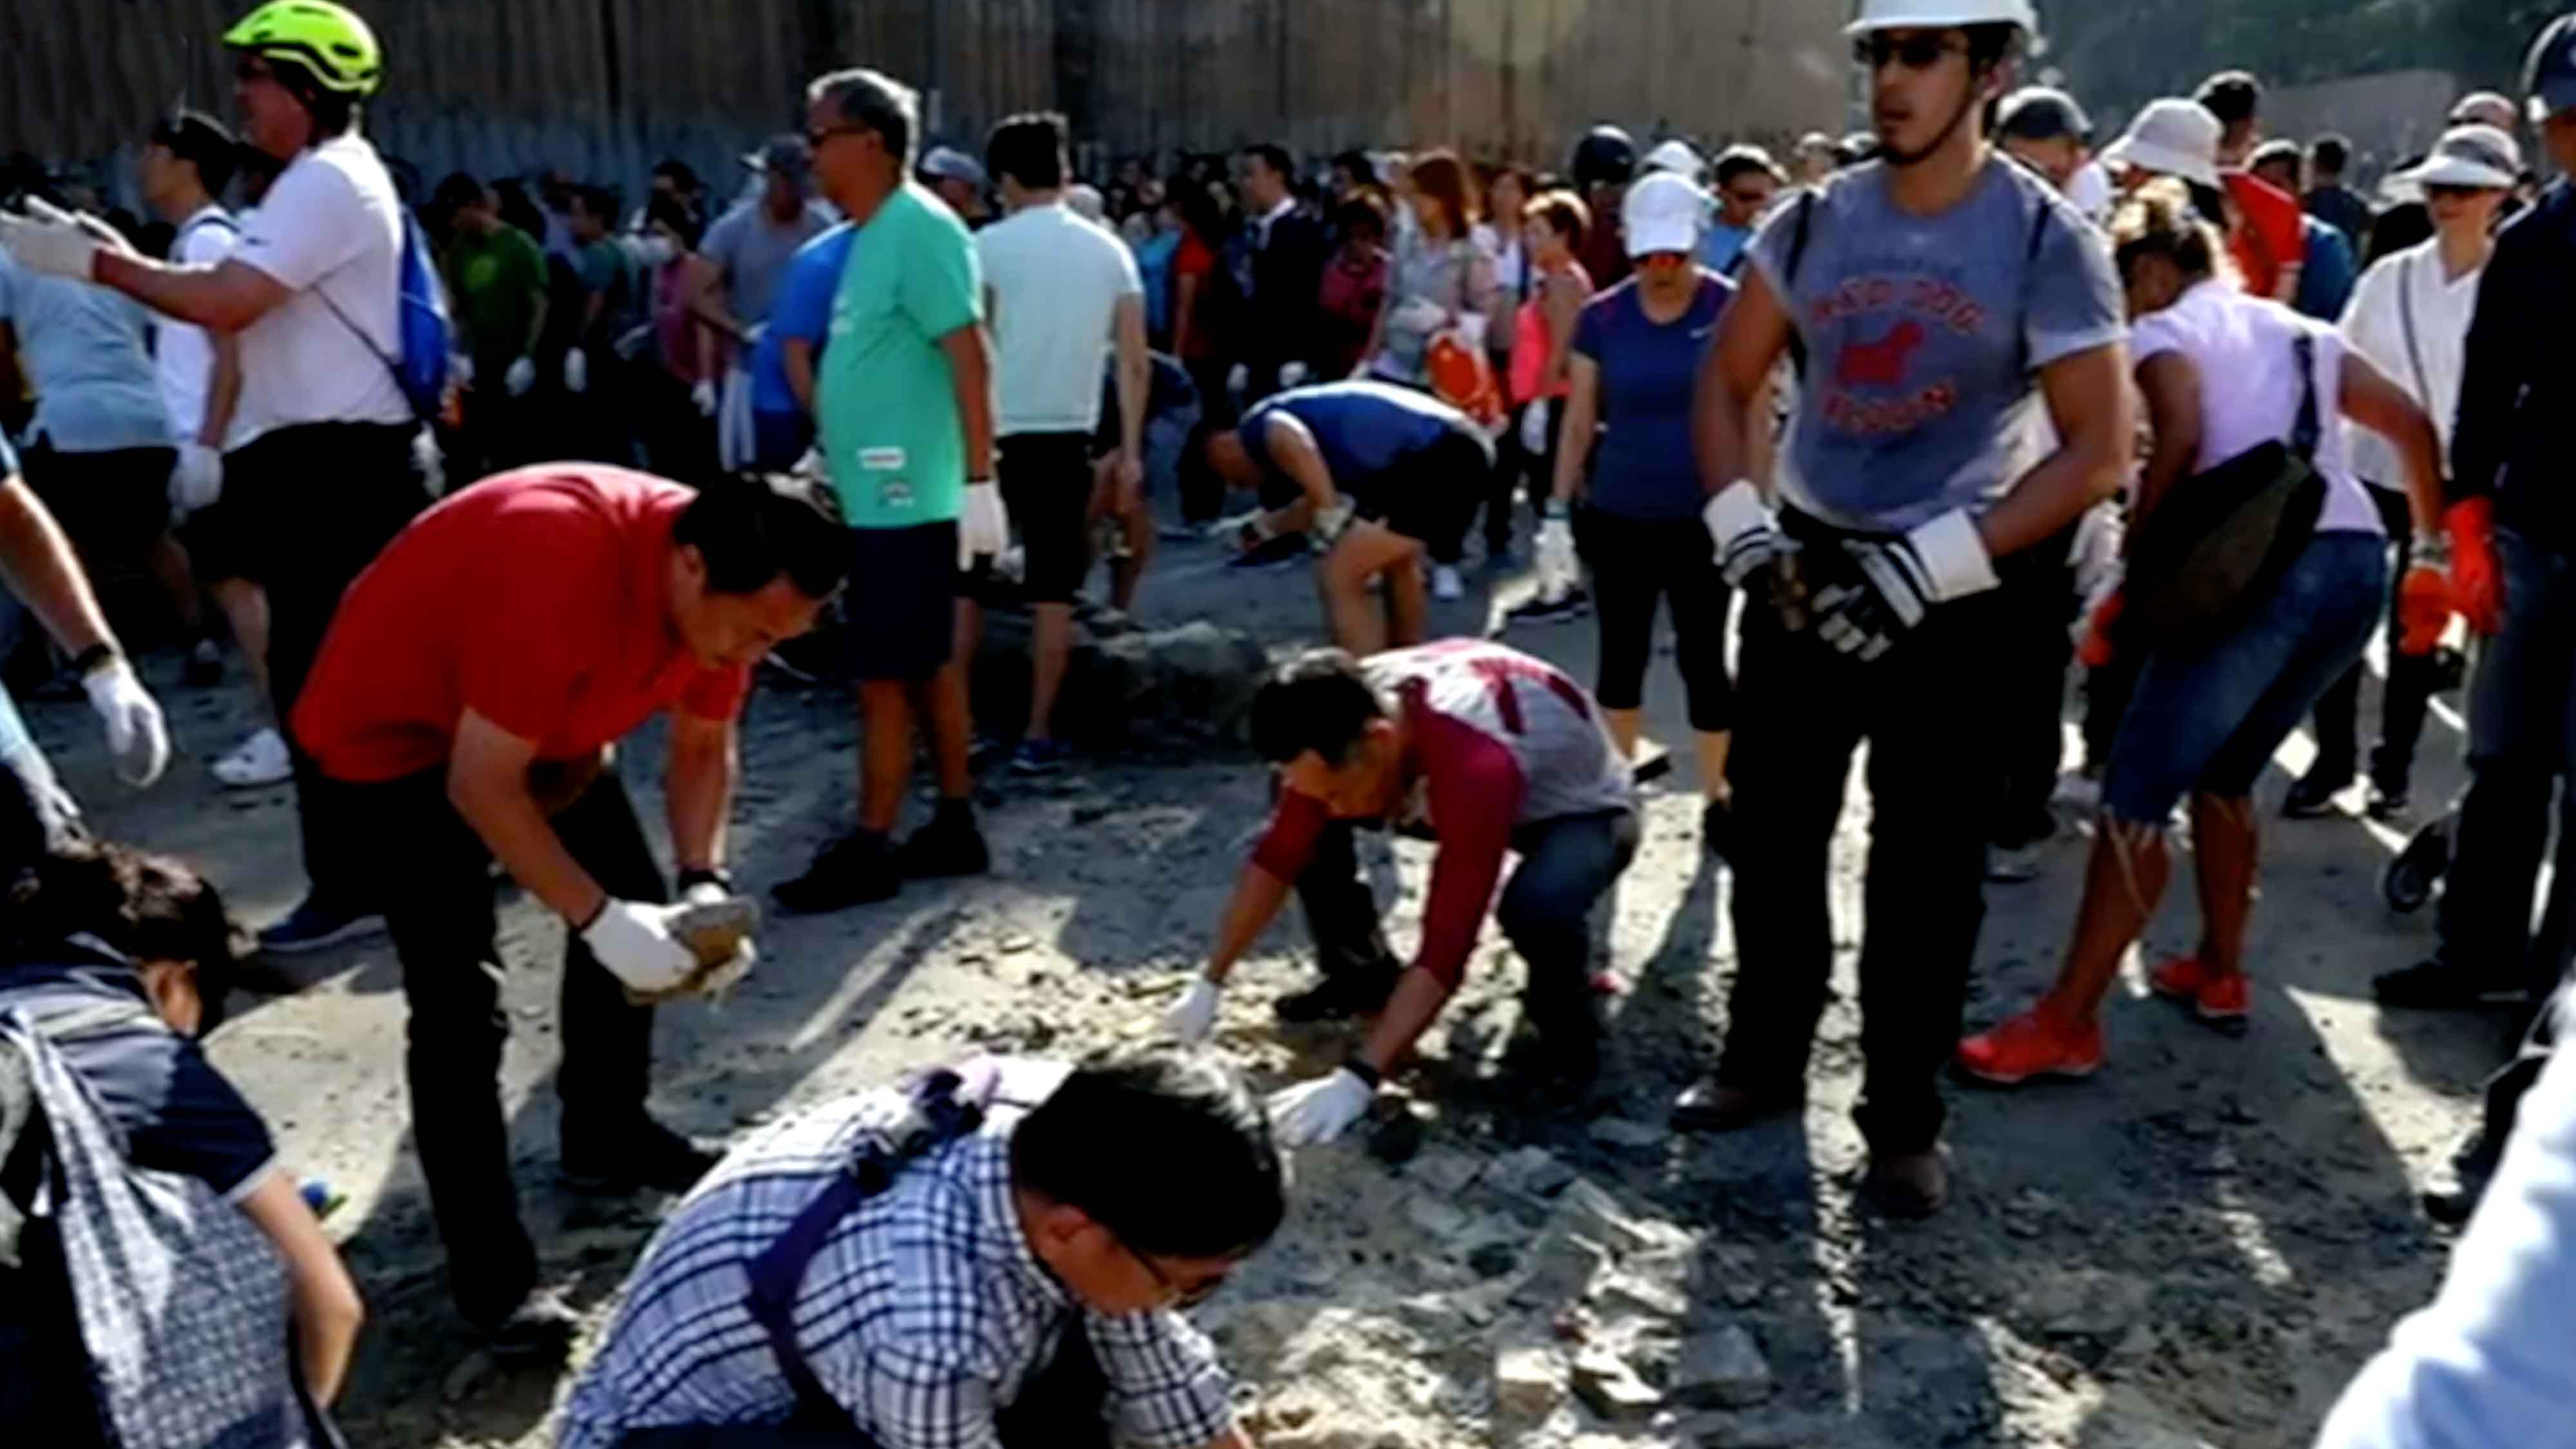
[{"x1": 314, "y1": 207, "x2": 454, "y2": 422}]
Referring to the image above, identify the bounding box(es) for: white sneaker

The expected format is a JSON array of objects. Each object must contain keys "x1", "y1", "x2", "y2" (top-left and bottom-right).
[
  {"x1": 1431, "y1": 564, "x2": 1465, "y2": 602},
  {"x1": 1986, "y1": 842, "x2": 2045, "y2": 883},
  {"x1": 2051, "y1": 773, "x2": 2103, "y2": 813},
  {"x1": 211, "y1": 727, "x2": 292, "y2": 788}
]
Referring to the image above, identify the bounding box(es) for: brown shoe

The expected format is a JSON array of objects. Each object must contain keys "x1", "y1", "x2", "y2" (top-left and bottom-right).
[
  {"x1": 1671, "y1": 1079, "x2": 1802, "y2": 1133},
  {"x1": 1863, "y1": 1148, "x2": 1951, "y2": 1219}
]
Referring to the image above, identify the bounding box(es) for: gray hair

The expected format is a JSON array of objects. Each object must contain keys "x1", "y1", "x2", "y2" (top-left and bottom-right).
[{"x1": 808, "y1": 68, "x2": 918, "y2": 169}]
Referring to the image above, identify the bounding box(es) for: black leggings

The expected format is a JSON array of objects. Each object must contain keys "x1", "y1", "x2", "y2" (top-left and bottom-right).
[{"x1": 1577, "y1": 504, "x2": 1734, "y2": 732}]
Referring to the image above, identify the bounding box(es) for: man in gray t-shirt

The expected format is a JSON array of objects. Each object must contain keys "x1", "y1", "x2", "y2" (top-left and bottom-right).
[
  {"x1": 1678, "y1": 0, "x2": 2130, "y2": 1220},
  {"x1": 700, "y1": 137, "x2": 833, "y2": 336}
]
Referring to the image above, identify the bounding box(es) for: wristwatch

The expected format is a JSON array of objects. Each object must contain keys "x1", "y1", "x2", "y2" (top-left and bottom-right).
[
  {"x1": 676, "y1": 867, "x2": 734, "y2": 896},
  {"x1": 68, "y1": 643, "x2": 121, "y2": 678}
]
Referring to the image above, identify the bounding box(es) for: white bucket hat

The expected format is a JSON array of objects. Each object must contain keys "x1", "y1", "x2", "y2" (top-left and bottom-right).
[
  {"x1": 2100, "y1": 99, "x2": 2223, "y2": 190},
  {"x1": 2406, "y1": 124, "x2": 2522, "y2": 191}
]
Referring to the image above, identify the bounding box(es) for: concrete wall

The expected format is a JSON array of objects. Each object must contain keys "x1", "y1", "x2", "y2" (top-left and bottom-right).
[
  {"x1": 2262, "y1": 68, "x2": 2468, "y2": 181},
  {"x1": 8, "y1": 0, "x2": 1850, "y2": 202}
]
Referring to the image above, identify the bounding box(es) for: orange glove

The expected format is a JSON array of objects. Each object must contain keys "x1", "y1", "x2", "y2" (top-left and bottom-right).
[
  {"x1": 2396, "y1": 562, "x2": 2454, "y2": 656},
  {"x1": 2447, "y1": 497, "x2": 2505, "y2": 636},
  {"x1": 2078, "y1": 589, "x2": 2124, "y2": 669}
]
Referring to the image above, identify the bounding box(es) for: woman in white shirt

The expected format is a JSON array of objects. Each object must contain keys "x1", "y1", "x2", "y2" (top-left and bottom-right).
[
  {"x1": 1958, "y1": 181, "x2": 2452, "y2": 1087},
  {"x1": 2293, "y1": 124, "x2": 2521, "y2": 824}
]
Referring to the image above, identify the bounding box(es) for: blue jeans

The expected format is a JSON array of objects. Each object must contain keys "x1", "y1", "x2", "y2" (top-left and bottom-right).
[
  {"x1": 2439, "y1": 526, "x2": 2576, "y2": 989},
  {"x1": 0, "y1": 684, "x2": 82, "y2": 852},
  {"x1": 2103, "y1": 531, "x2": 2387, "y2": 824}
]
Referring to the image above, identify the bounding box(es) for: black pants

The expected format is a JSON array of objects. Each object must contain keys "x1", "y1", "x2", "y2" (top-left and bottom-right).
[
  {"x1": 1294, "y1": 810, "x2": 1638, "y2": 989},
  {"x1": 19, "y1": 442, "x2": 178, "y2": 638},
  {"x1": 1996, "y1": 524, "x2": 2078, "y2": 846},
  {"x1": 345, "y1": 766, "x2": 665, "y2": 1327},
  {"x1": 225, "y1": 422, "x2": 427, "y2": 910},
  {"x1": 2307, "y1": 493, "x2": 2437, "y2": 791},
  {"x1": 1475, "y1": 357, "x2": 1527, "y2": 556},
  {"x1": 1577, "y1": 506, "x2": 1734, "y2": 733},
  {"x1": 1718, "y1": 553, "x2": 2009, "y2": 1157}
]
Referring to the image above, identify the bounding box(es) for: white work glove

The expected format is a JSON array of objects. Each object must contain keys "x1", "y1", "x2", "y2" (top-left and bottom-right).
[
  {"x1": 169, "y1": 443, "x2": 225, "y2": 515},
  {"x1": 1312, "y1": 495, "x2": 1356, "y2": 546},
  {"x1": 690, "y1": 379, "x2": 719, "y2": 416},
  {"x1": 82, "y1": 657, "x2": 169, "y2": 788},
  {"x1": 1810, "y1": 509, "x2": 2000, "y2": 663},
  {"x1": 1225, "y1": 363, "x2": 1251, "y2": 397},
  {"x1": 579, "y1": 900, "x2": 701, "y2": 995},
  {"x1": 1163, "y1": 978, "x2": 1222, "y2": 1044},
  {"x1": 1278, "y1": 361, "x2": 1311, "y2": 389},
  {"x1": 1518, "y1": 400, "x2": 1551, "y2": 456},
  {"x1": 1703, "y1": 479, "x2": 1787, "y2": 591},
  {"x1": 0, "y1": 197, "x2": 105, "y2": 281},
  {"x1": 504, "y1": 355, "x2": 538, "y2": 397},
  {"x1": 1536, "y1": 504, "x2": 1578, "y2": 600},
  {"x1": 562, "y1": 348, "x2": 590, "y2": 394},
  {"x1": 1265, "y1": 1068, "x2": 1378, "y2": 1148},
  {"x1": 959, "y1": 479, "x2": 1010, "y2": 569}
]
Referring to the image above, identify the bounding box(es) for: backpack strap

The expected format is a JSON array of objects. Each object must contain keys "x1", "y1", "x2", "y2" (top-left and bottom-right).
[
  {"x1": 1783, "y1": 189, "x2": 1818, "y2": 379},
  {"x1": 2290, "y1": 332, "x2": 2321, "y2": 462},
  {"x1": 2396, "y1": 250, "x2": 2435, "y2": 415},
  {"x1": 742, "y1": 1068, "x2": 991, "y2": 1425}
]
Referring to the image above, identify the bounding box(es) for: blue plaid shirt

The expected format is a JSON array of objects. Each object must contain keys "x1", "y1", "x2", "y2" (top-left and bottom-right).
[{"x1": 559, "y1": 1086, "x2": 1236, "y2": 1449}]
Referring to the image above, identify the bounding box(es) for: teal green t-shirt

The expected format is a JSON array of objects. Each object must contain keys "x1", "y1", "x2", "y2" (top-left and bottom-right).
[{"x1": 819, "y1": 183, "x2": 981, "y2": 529}]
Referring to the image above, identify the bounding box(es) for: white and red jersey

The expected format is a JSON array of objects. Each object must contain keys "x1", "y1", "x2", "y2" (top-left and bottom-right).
[{"x1": 1253, "y1": 641, "x2": 1634, "y2": 985}]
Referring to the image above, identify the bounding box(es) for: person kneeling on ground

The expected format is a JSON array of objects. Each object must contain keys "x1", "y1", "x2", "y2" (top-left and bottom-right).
[
  {"x1": 0, "y1": 772, "x2": 363, "y2": 1444},
  {"x1": 1203, "y1": 380, "x2": 1493, "y2": 655},
  {"x1": 1166, "y1": 643, "x2": 1638, "y2": 1146},
  {"x1": 289, "y1": 464, "x2": 846, "y2": 1361},
  {"x1": 558, "y1": 1049, "x2": 1283, "y2": 1449}
]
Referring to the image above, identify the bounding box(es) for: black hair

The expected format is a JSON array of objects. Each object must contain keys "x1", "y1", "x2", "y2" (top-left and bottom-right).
[
  {"x1": 1009, "y1": 1048, "x2": 1285, "y2": 1260},
  {"x1": 985, "y1": 111, "x2": 1069, "y2": 191},
  {"x1": 1242, "y1": 142, "x2": 1296, "y2": 184},
  {"x1": 1714, "y1": 151, "x2": 1783, "y2": 190},
  {"x1": 1331, "y1": 194, "x2": 1387, "y2": 243},
  {"x1": 645, "y1": 191, "x2": 703, "y2": 249},
  {"x1": 569, "y1": 183, "x2": 619, "y2": 224},
  {"x1": 652, "y1": 158, "x2": 701, "y2": 193},
  {"x1": 0, "y1": 770, "x2": 245, "y2": 1038},
  {"x1": 270, "y1": 62, "x2": 359, "y2": 139},
  {"x1": 2250, "y1": 138, "x2": 2304, "y2": 185},
  {"x1": 150, "y1": 109, "x2": 240, "y2": 194},
  {"x1": 2310, "y1": 135, "x2": 2351, "y2": 176},
  {"x1": 1249, "y1": 649, "x2": 1387, "y2": 767},
  {"x1": 2195, "y1": 71, "x2": 2262, "y2": 129},
  {"x1": 491, "y1": 178, "x2": 546, "y2": 242},
  {"x1": 1172, "y1": 173, "x2": 1230, "y2": 245},
  {"x1": 1331, "y1": 149, "x2": 1375, "y2": 188},
  {"x1": 430, "y1": 170, "x2": 488, "y2": 215},
  {"x1": 1963, "y1": 22, "x2": 2021, "y2": 73},
  {"x1": 671, "y1": 474, "x2": 849, "y2": 599}
]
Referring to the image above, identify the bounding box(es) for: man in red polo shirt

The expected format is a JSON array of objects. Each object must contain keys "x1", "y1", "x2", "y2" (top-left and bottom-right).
[{"x1": 291, "y1": 464, "x2": 846, "y2": 1361}]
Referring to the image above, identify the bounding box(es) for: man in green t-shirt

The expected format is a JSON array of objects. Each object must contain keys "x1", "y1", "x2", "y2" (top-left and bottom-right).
[
  {"x1": 437, "y1": 175, "x2": 549, "y2": 475},
  {"x1": 774, "y1": 66, "x2": 1005, "y2": 914}
]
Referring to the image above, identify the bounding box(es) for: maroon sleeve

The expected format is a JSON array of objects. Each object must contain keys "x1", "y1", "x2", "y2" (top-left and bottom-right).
[
  {"x1": 1413, "y1": 711, "x2": 1527, "y2": 989},
  {"x1": 1250, "y1": 789, "x2": 1330, "y2": 882}
]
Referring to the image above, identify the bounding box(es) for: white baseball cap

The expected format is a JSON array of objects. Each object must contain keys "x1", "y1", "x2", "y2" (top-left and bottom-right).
[
  {"x1": 2100, "y1": 98, "x2": 2223, "y2": 190},
  {"x1": 1643, "y1": 138, "x2": 1707, "y2": 183},
  {"x1": 2406, "y1": 124, "x2": 2522, "y2": 192},
  {"x1": 1623, "y1": 172, "x2": 1708, "y2": 258}
]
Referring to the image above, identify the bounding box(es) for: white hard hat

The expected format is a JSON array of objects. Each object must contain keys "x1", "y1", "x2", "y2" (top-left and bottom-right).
[
  {"x1": 1846, "y1": 0, "x2": 2039, "y2": 36},
  {"x1": 1643, "y1": 138, "x2": 1707, "y2": 182}
]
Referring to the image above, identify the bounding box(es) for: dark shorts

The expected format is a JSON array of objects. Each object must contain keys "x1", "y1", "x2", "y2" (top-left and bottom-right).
[
  {"x1": 846, "y1": 520, "x2": 959, "y2": 683},
  {"x1": 180, "y1": 492, "x2": 254, "y2": 583},
  {"x1": 752, "y1": 410, "x2": 813, "y2": 473},
  {"x1": 998, "y1": 432, "x2": 1094, "y2": 605},
  {"x1": 21, "y1": 442, "x2": 175, "y2": 567}
]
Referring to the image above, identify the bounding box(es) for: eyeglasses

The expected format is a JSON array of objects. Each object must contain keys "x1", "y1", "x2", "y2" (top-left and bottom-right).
[
  {"x1": 806, "y1": 124, "x2": 866, "y2": 151},
  {"x1": 2424, "y1": 182, "x2": 2494, "y2": 201},
  {"x1": 1117, "y1": 1235, "x2": 1227, "y2": 1308},
  {"x1": 1854, "y1": 33, "x2": 1969, "y2": 71}
]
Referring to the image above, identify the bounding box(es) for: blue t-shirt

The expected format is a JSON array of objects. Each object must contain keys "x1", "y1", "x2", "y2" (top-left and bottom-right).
[
  {"x1": 1748, "y1": 157, "x2": 2123, "y2": 532},
  {"x1": 752, "y1": 222, "x2": 858, "y2": 417},
  {"x1": 2292, "y1": 216, "x2": 2358, "y2": 323},
  {"x1": 1700, "y1": 221, "x2": 1754, "y2": 276},
  {"x1": 1574, "y1": 274, "x2": 1731, "y2": 522},
  {"x1": 1240, "y1": 381, "x2": 1479, "y2": 488},
  {"x1": 0, "y1": 254, "x2": 171, "y2": 454}
]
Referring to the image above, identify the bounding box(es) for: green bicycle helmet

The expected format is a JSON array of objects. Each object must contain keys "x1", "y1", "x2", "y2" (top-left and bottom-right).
[{"x1": 223, "y1": 1, "x2": 383, "y2": 98}]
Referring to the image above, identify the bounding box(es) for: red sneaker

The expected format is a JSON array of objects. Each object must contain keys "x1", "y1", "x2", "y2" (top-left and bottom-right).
[
  {"x1": 2150, "y1": 956, "x2": 2250, "y2": 1031},
  {"x1": 1955, "y1": 1010, "x2": 2104, "y2": 1086}
]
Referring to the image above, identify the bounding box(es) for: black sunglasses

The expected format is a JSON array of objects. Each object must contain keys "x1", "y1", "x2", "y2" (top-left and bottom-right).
[
  {"x1": 1854, "y1": 33, "x2": 1969, "y2": 71},
  {"x1": 1118, "y1": 1235, "x2": 1227, "y2": 1308},
  {"x1": 2424, "y1": 182, "x2": 2492, "y2": 201}
]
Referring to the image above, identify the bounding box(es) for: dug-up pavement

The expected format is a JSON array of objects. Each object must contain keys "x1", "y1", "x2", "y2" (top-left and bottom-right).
[{"x1": 33, "y1": 531, "x2": 2519, "y2": 1449}]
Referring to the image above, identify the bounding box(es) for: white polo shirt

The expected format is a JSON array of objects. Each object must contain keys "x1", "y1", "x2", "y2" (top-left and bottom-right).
[
  {"x1": 229, "y1": 132, "x2": 412, "y2": 445},
  {"x1": 153, "y1": 204, "x2": 240, "y2": 446},
  {"x1": 974, "y1": 200, "x2": 1141, "y2": 437}
]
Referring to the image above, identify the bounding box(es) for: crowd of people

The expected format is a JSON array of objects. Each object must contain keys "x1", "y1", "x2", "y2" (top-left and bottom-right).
[{"x1": 1, "y1": 0, "x2": 2575, "y2": 1444}]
